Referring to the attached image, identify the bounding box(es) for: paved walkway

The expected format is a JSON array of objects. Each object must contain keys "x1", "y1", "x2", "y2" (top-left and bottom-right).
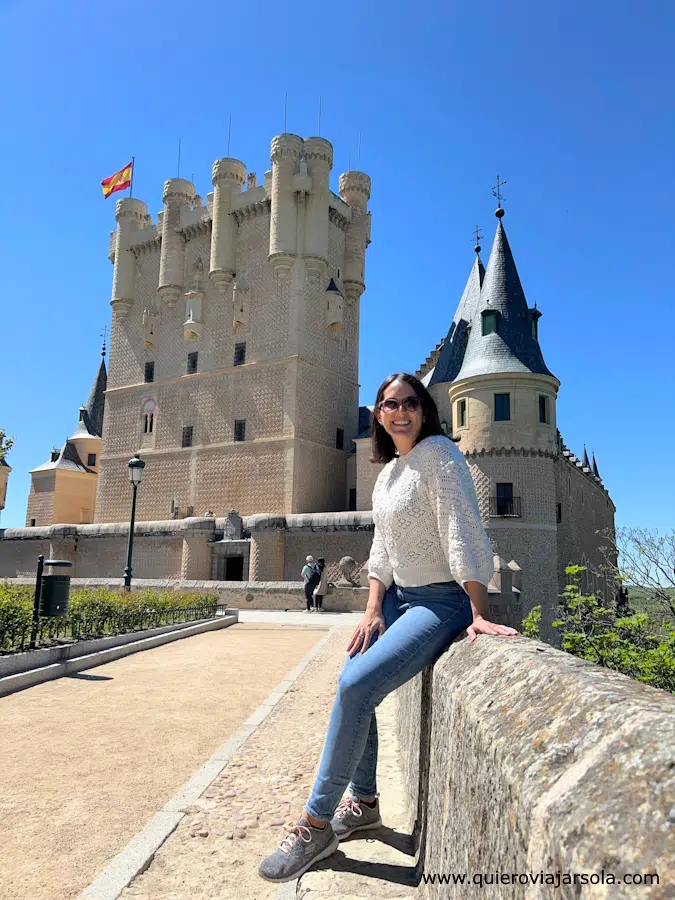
[
  {"x1": 237, "y1": 609, "x2": 363, "y2": 628},
  {"x1": 0, "y1": 623, "x2": 324, "y2": 900},
  {"x1": 121, "y1": 624, "x2": 418, "y2": 900}
]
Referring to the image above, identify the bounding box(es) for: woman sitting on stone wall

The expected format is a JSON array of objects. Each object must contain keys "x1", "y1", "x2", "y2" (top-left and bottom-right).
[{"x1": 259, "y1": 372, "x2": 518, "y2": 883}]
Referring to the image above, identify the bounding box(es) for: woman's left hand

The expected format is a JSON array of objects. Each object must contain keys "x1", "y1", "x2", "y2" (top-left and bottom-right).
[{"x1": 466, "y1": 615, "x2": 518, "y2": 643}]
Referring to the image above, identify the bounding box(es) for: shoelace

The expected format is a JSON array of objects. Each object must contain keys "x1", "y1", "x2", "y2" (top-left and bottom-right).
[
  {"x1": 334, "y1": 797, "x2": 363, "y2": 820},
  {"x1": 279, "y1": 822, "x2": 312, "y2": 854}
]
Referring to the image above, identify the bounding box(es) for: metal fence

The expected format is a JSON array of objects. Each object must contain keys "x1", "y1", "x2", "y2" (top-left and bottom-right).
[{"x1": 0, "y1": 603, "x2": 226, "y2": 655}]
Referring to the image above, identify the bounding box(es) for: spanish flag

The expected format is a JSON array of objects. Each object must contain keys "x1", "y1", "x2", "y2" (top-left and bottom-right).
[{"x1": 101, "y1": 161, "x2": 133, "y2": 199}]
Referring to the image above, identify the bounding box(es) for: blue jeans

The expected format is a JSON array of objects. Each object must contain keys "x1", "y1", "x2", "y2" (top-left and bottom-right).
[{"x1": 305, "y1": 581, "x2": 473, "y2": 821}]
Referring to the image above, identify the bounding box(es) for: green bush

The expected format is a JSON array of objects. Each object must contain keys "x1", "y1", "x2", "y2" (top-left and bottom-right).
[
  {"x1": 521, "y1": 566, "x2": 675, "y2": 694},
  {"x1": 0, "y1": 583, "x2": 219, "y2": 631}
]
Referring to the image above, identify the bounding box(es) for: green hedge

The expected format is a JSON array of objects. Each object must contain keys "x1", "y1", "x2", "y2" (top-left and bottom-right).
[{"x1": 0, "y1": 584, "x2": 219, "y2": 630}]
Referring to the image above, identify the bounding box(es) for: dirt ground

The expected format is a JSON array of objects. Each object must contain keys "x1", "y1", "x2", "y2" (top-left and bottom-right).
[
  {"x1": 122, "y1": 628, "x2": 351, "y2": 900},
  {"x1": 0, "y1": 623, "x2": 325, "y2": 900}
]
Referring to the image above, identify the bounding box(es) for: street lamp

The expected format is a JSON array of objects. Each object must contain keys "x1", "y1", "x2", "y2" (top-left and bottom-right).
[{"x1": 123, "y1": 454, "x2": 145, "y2": 591}]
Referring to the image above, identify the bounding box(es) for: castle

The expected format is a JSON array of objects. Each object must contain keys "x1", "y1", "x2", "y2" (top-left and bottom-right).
[{"x1": 6, "y1": 129, "x2": 616, "y2": 622}]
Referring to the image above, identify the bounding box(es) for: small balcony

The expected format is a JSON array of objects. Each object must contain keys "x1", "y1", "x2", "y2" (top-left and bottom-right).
[{"x1": 489, "y1": 496, "x2": 522, "y2": 518}]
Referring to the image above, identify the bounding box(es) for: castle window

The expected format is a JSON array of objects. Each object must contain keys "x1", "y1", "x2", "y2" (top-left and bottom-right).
[
  {"x1": 336, "y1": 428, "x2": 344, "y2": 450},
  {"x1": 234, "y1": 419, "x2": 246, "y2": 442},
  {"x1": 182, "y1": 425, "x2": 193, "y2": 448},
  {"x1": 187, "y1": 352, "x2": 198, "y2": 375},
  {"x1": 494, "y1": 393, "x2": 510, "y2": 421},
  {"x1": 482, "y1": 310, "x2": 499, "y2": 336},
  {"x1": 144, "y1": 361, "x2": 155, "y2": 383},
  {"x1": 349, "y1": 487, "x2": 357, "y2": 510},
  {"x1": 87, "y1": 453, "x2": 97, "y2": 467},
  {"x1": 556, "y1": 502, "x2": 562, "y2": 524},
  {"x1": 532, "y1": 316, "x2": 539, "y2": 340},
  {"x1": 30, "y1": 518, "x2": 36, "y2": 527},
  {"x1": 539, "y1": 395, "x2": 550, "y2": 424},
  {"x1": 143, "y1": 413, "x2": 154, "y2": 434},
  {"x1": 458, "y1": 399, "x2": 467, "y2": 428},
  {"x1": 490, "y1": 483, "x2": 520, "y2": 517},
  {"x1": 233, "y1": 342, "x2": 246, "y2": 366}
]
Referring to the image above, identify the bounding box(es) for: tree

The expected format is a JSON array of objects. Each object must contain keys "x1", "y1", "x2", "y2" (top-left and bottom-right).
[
  {"x1": 0, "y1": 429, "x2": 14, "y2": 463},
  {"x1": 522, "y1": 566, "x2": 675, "y2": 694},
  {"x1": 598, "y1": 526, "x2": 675, "y2": 622}
]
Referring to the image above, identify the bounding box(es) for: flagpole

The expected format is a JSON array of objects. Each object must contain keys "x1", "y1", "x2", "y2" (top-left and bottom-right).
[{"x1": 129, "y1": 157, "x2": 135, "y2": 198}]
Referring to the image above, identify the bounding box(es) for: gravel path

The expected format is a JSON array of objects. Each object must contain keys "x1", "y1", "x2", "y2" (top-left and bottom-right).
[
  {"x1": 122, "y1": 628, "x2": 352, "y2": 900},
  {"x1": 0, "y1": 623, "x2": 323, "y2": 900},
  {"x1": 122, "y1": 622, "x2": 418, "y2": 900}
]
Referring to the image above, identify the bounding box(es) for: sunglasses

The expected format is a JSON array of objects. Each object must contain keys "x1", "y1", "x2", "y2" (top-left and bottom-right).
[{"x1": 377, "y1": 396, "x2": 422, "y2": 414}]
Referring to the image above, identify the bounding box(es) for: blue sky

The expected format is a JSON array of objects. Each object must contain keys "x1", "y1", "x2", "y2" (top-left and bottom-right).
[{"x1": 0, "y1": 0, "x2": 673, "y2": 530}]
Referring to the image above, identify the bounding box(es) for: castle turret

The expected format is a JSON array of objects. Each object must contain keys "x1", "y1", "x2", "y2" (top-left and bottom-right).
[
  {"x1": 210, "y1": 158, "x2": 246, "y2": 292},
  {"x1": 111, "y1": 198, "x2": 147, "y2": 318},
  {"x1": 268, "y1": 133, "x2": 304, "y2": 276},
  {"x1": 449, "y1": 208, "x2": 560, "y2": 456},
  {"x1": 302, "y1": 137, "x2": 333, "y2": 282},
  {"x1": 158, "y1": 178, "x2": 195, "y2": 307},
  {"x1": 338, "y1": 171, "x2": 371, "y2": 302}
]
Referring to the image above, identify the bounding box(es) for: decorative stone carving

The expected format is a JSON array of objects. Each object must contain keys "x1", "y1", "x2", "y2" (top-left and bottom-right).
[
  {"x1": 337, "y1": 555, "x2": 360, "y2": 586},
  {"x1": 233, "y1": 283, "x2": 250, "y2": 330},
  {"x1": 143, "y1": 296, "x2": 161, "y2": 348},
  {"x1": 184, "y1": 259, "x2": 205, "y2": 341}
]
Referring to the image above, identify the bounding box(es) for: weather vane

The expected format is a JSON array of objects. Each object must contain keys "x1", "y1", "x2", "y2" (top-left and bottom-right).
[
  {"x1": 100, "y1": 325, "x2": 108, "y2": 357},
  {"x1": 492, "y1": 174, "x2": 507, "y2": 218},
  {"x1": 472, "y1": 225, "x2": 483, "y2": 253}
]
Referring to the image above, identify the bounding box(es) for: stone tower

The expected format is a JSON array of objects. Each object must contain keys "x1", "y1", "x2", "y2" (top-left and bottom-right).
[
  {"x1": 446, "y1": 207, "x2": 561, "y2": 625},
  {"x1": 96, "y1": 133, "x2": 371, "y2": 523},
  {"x1": 410, "y1": 205, "x2": 615, "y2": 634}
]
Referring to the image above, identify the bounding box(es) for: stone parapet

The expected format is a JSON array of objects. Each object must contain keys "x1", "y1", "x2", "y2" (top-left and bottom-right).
[
  {"x1": 397, "y1": 637, "x2": 675, "y2": 898},
  {"x1": 2, "y1": 517, "x2": 218, "y2": 540},
  {"x1": 245, "y1": 511, "x2": 374, "y2": 533}
]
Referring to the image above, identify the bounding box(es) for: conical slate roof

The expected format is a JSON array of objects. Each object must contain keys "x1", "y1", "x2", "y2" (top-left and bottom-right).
[
  {"x1": 82, "y1": 358, "x2": 107, "y2": 437},
  {"x1": 592, "y1": 454, "x2": 601, "y2": 478},
  {"x1": 456, "y1": 218, "x2": 555, "y2": 380},
  {"x1": 583, "y1": 446, "x2": 591, "y2": 469},
  {"x1": 428, "y1": 253, "x2": 485, "y2": 386}
]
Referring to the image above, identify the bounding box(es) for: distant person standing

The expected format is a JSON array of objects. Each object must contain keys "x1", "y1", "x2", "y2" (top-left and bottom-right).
[
  {"x1": 302, "y1": 556, "x2": 320, "y2": 613},
  {"x1": 313, "y1": 558, "x2": 329, "y2": 612}
]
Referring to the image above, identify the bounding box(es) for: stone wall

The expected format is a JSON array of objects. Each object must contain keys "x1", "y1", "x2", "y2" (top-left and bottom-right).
[
  {"x1": 555, "y1": 455, "x2": 616, "y2": 599},
  {"x1": 397, "y1": 637, "x2": 675, "y2": 897}
]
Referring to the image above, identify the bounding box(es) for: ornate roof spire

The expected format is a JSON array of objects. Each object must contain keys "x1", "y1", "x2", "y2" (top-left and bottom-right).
[
  {"x1": 456, "y1": 211, "x2": 556, "y2": 381},
  {"x1": 583, "y1": 446, "x2": 591, "y2": 469},
  {"x1": 592, "y1": 453, "x2": 601, "y2": 479},
  {"x1": 428, "y1": 246, "x2": 485, "y2": 387}
]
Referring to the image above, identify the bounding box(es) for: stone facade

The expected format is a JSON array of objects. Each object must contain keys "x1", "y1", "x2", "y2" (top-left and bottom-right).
[{"x1": 98, "y1": 132, "x2": 370, "y2": 523}]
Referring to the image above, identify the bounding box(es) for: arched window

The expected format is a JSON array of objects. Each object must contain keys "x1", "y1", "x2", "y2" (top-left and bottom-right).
[{"x1": 141, "y1": 399, "x2": 157, "y2": 441}]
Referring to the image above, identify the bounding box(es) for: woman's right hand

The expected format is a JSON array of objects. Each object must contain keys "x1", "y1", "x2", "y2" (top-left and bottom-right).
[{"x1": 347, "y1": 606, "x2": 385, "y2": 657}]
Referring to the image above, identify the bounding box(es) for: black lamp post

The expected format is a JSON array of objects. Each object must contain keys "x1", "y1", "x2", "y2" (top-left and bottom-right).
[{"x1": 123, "y1": 454, "x2": 145, "y2": 591}]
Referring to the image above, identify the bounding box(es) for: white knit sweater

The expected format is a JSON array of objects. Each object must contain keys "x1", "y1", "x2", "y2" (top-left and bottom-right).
[{"x1": 367, "y1": 435, "x2": 493, "y2": 590}]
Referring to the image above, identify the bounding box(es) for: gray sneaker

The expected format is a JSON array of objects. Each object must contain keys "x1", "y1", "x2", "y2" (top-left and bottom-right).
[
  {"x1": 258, "y1": 817, "x2": 339, "y2": 883},
  {"x1": 330, "y1": 796, "x2": 382, "y2": 840}
]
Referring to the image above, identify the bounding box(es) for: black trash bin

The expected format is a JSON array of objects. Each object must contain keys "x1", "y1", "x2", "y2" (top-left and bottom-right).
[{"x1": 38, "y1": 560, "x2": 73, "y2": 617}]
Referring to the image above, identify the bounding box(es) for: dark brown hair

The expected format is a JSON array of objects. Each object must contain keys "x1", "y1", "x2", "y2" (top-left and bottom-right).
[{"x1": 370, "y1": 372, "x2": 453, "y2": 464}]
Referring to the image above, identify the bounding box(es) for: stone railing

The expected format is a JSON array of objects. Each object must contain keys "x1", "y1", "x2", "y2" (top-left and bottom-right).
[{"x1": 397, "y1": 636, "x2": 675, "y2": 897}]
